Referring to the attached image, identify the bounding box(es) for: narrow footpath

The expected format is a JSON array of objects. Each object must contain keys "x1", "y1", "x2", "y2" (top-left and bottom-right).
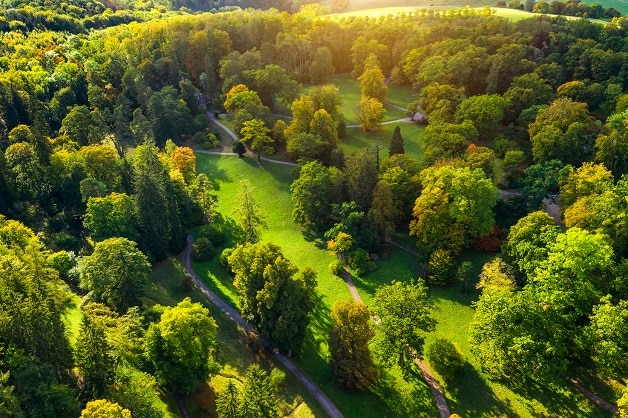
[
  {"x1": 339, "y1": 264, "x2": 450, "y2": 418},
  {"x1": 183, "y1": 235, "x2": 344, "y2": 418},
  {"x1": 204, "y1": 109, "x2": 449, "y2": 417}
]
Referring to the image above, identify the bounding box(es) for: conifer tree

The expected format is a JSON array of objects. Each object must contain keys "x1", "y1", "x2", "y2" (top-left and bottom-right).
[
  {"x1": 389, "y1": 126, "x2": 405, "y2": 156},
  {"x1": 75, "y1": 313, "x2": 115, "y2": 401}
]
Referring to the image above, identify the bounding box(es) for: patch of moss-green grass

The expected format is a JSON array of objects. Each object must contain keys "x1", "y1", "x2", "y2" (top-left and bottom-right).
[
  {"x1": 341, "y1": 122, "x2": 424, "y2": 161},
  {"x1": 194, "y1": 152, "x2": 439, "y2": 417},
  {"x1": 305, "y1": 75, "x2": 412, "y2": 125},
  {"x1": 63, "y1": 292, "x2": 83, "y2": 345}
]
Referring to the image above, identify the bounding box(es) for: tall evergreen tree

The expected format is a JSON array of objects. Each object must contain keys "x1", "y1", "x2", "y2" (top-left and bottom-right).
[
  {"x1": 133, "y1": 144, "x2": 182, "y2": 261},
  {"x1": 240, "y1": 365, "x2": 277, "y2": 418},
  {"x1": 389, "y1": 126, "x2": 405, "y2": 156},
  {"x1": 75, "y1": 312, "x2": 115, "y2": 401},
  {"x1": 216, "y1": 380, "x2": 240, "y2": 418}
]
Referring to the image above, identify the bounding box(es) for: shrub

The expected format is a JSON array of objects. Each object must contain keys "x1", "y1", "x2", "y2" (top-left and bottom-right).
[
  {"x1": 426, "y1": 338, "x2": 464, "y2": 382},
  {"x1": 347, "y1": 248, "x2": 377, "y2": 276},
  {"x1": 329, "y1": 259, "x2": 345, "y2": 276},
  {"x1": 192, "y1": 237, "x2": 215, "y2": 261},
  {"x1": 199, "y1": 221, "x2": 227, "y2": 247},
  {"x1": 232, "y1": 140, "x2": 246, "y2": 157},
  {"x1": 428, "y1": 249, "x2": 457, "y2": 286},
  {"x1": 492, "y1": 136, "x2": 518, "y2": 158},
  {"x1": 180, "y1": 274, "x2": 195, "y2": 292},
  {"x1": 219, "y1": 247, "x2": 234, "y2": 273},
  {"x1": 202, "y1": 133, "x2": 220, "y2": 149}
]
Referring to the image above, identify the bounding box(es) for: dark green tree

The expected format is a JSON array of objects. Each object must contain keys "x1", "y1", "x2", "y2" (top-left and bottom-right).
[
  {"x1": 75, "y1": 311, "x2": 115, "y2": 401},
  {"x1": 240, "y1": 364, "x2": 277, "y2": 418},
  {"x1": 216, "y1": 380, "x2": 240, "y2": 418},
  {"x1": 345, "y1": 149, "x2": 378, "y2": 212},
  {"x1": 309, "y1": 47, "x2": 335, "y2": 85},
  {"x1": 133, "y1": 144, "x2": 182, "y2": 261},
  {"x1": 389, "y1": 126, "x2": 405, "y2": 156},
  {"x1": 228, "y1": 242, "x2": 317, "y2": 352}
]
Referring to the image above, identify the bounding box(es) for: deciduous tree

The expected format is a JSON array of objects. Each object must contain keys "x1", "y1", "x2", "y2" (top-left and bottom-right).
[
  {"x1": 233, "y1": 180, "x2": 266, "y2": 243},
  {"x1": 228, "y1": 242, "x2": 316, "y2": 351},
  {"x1": 410, "y1": 165, "x2": 499, "y2": 255},
  {"x1": 145, "y1": 298, "x2": 217, "y2": 394},
  {"x1": 355, "y1": 96, "x2": 385, "y2": 132},
  {"x1": 329, "y1": 299, "x2": 377, "y2": 390},
  {"x1": 240, "y1": 119, "x2": 273, "y2": 162},
  {"x1": 80, "y1": 237, "x2": 150, "y2": 313},
  {"x1": 81, "y1": 400, "x2": 131, "y2": 418},
  {"x1": 371, "y1": 280, "x2": 436, "y2": 376},
  {"x1": 83, "y1": 192, "x2": 138, "y2": 242}
]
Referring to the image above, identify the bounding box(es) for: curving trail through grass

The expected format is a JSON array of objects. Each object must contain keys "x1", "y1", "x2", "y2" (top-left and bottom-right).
[{"x1": 183, "y1": 235, "x2": 344, "y2": 418}]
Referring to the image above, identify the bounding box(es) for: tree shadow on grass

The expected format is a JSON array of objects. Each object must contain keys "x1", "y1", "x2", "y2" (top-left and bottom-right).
[
  {"x1": 448, "y1": 362, "x2": 517, "y2": 417},
  {"x1": 504, "y1": 376, "x2": 614, "y2": 418},
  {"x1": 199, "y1": 156, "x2": 231, "y2": 190},
  {"x1": 295, "y1": 291, "x2": 334, "y2": 384},
  {"x1": 369, "y1": 365, "x2": 437, "y2": 417},
  {"x1": 300, "y1": 229, "x2": 328, "y2": 250}
]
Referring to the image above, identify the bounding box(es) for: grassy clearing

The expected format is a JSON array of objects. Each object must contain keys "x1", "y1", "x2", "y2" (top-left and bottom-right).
[
  {"x1": 349, "y1": 244, "x2": 613, "y2": 417},
  {"x1": 194, "y1": 153, "x2": 438, "y2": 416},
  {"x1": 305, "y1": 75, "x2": 412, "y2": 125},
  {"x1": 62, "y1": 291, "x2": 83, "y2": 345},
  {"x1": 341, "y1": 122, "x2": 425, "y2": 161},
  {"x1": 340, "y1": 0, "x2": 492, "y2": 13},
  {"x1": 145, "y1": 253, "x2": 324, "y2": 417}
]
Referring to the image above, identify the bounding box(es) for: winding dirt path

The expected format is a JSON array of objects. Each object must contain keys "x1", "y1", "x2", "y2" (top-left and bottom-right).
[
  {"x1": 569, "y1": 379, "x2": 619, "y2": 415},
  {"x1": 183, "y1": 235, "x2": 343, "y2": 418},
  {"x1": 339, "y1": 260, "x2": 450, "y2": 418}
]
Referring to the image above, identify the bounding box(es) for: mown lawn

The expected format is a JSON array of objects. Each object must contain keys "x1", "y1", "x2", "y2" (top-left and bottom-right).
[
  {"x1": 194, "y1": 153, "x2": 438, "y2": 417},
  {"x1": 145, "y1": 253, "x2": 324, "y2": 417},
  {"x1": 341, "y1": 122, "x2": 424, "y2": 161},
  {"x1": 304, "y1": 75, "x2": 411, "y2": 125}
]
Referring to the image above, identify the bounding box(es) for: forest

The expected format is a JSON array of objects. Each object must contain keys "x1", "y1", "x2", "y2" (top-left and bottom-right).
[{"x1": 0, "y1": 0, "x2": 628, "y2": 416}]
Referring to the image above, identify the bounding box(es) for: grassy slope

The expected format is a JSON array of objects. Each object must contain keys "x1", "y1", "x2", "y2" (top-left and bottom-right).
[
  {"x1": 144, "y1": 253, "x2": 323, "y2": 417},
  {"x1": 194, "y1": 153, "x2": 437, "y2": 417},
  {"x1": 334, "y1": 3, "x2": 614, "y2": 22},
  {"x1": 199, "y1": 77, "x2": 614, "y2": 417}
]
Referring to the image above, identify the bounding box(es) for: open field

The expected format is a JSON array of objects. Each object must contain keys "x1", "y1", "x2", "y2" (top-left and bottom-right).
[
  {"x1": 332, "y1": 2, "x2": 618, "y2": 20},
  {"x1": 193, "y1": 148, "x2": 615, "y2": 417},
  {"x1": 194, "y1": 153, "x2": 438, "y2": 416}
]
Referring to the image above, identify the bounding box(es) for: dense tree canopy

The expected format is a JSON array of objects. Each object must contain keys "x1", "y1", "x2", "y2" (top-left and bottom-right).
[
  {"x1": 228, "y1": 242, "x2": 316, "y2": 351},
  {"x1": 145, "y1": 298, "x2": 217, "y2": 394}
]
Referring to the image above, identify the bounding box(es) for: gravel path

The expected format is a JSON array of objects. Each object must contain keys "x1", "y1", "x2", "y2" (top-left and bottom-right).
[
  {"x1": 339, "y1": 256, "x2": 450, "y2": 418},
  {"x1": 569, "y1": 379, "x2": 619, "y2": 415},
  {"x1": 183, "y1": 235, "x2": 343, "y2": 418}
]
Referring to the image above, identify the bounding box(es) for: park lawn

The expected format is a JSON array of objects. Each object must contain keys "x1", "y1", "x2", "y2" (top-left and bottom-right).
[
  {"x1": 341, "y1": 122, "x2": 425, "y2": 161},
  {"x1": 145, "y1": 253, "x2": 325, "y2": 417},
  {"x1": 62, "y1": 291, "x2": 83, "y2": 345},
  {"x1": 305, "y1": 75, "x2": 411, "y2": 125},
  {"x1": 194, "y1": 152, "x2": 438, "y2": 417},
  {"x1": 340, "y1": 0, "x2": 493, "y2": 13}
]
